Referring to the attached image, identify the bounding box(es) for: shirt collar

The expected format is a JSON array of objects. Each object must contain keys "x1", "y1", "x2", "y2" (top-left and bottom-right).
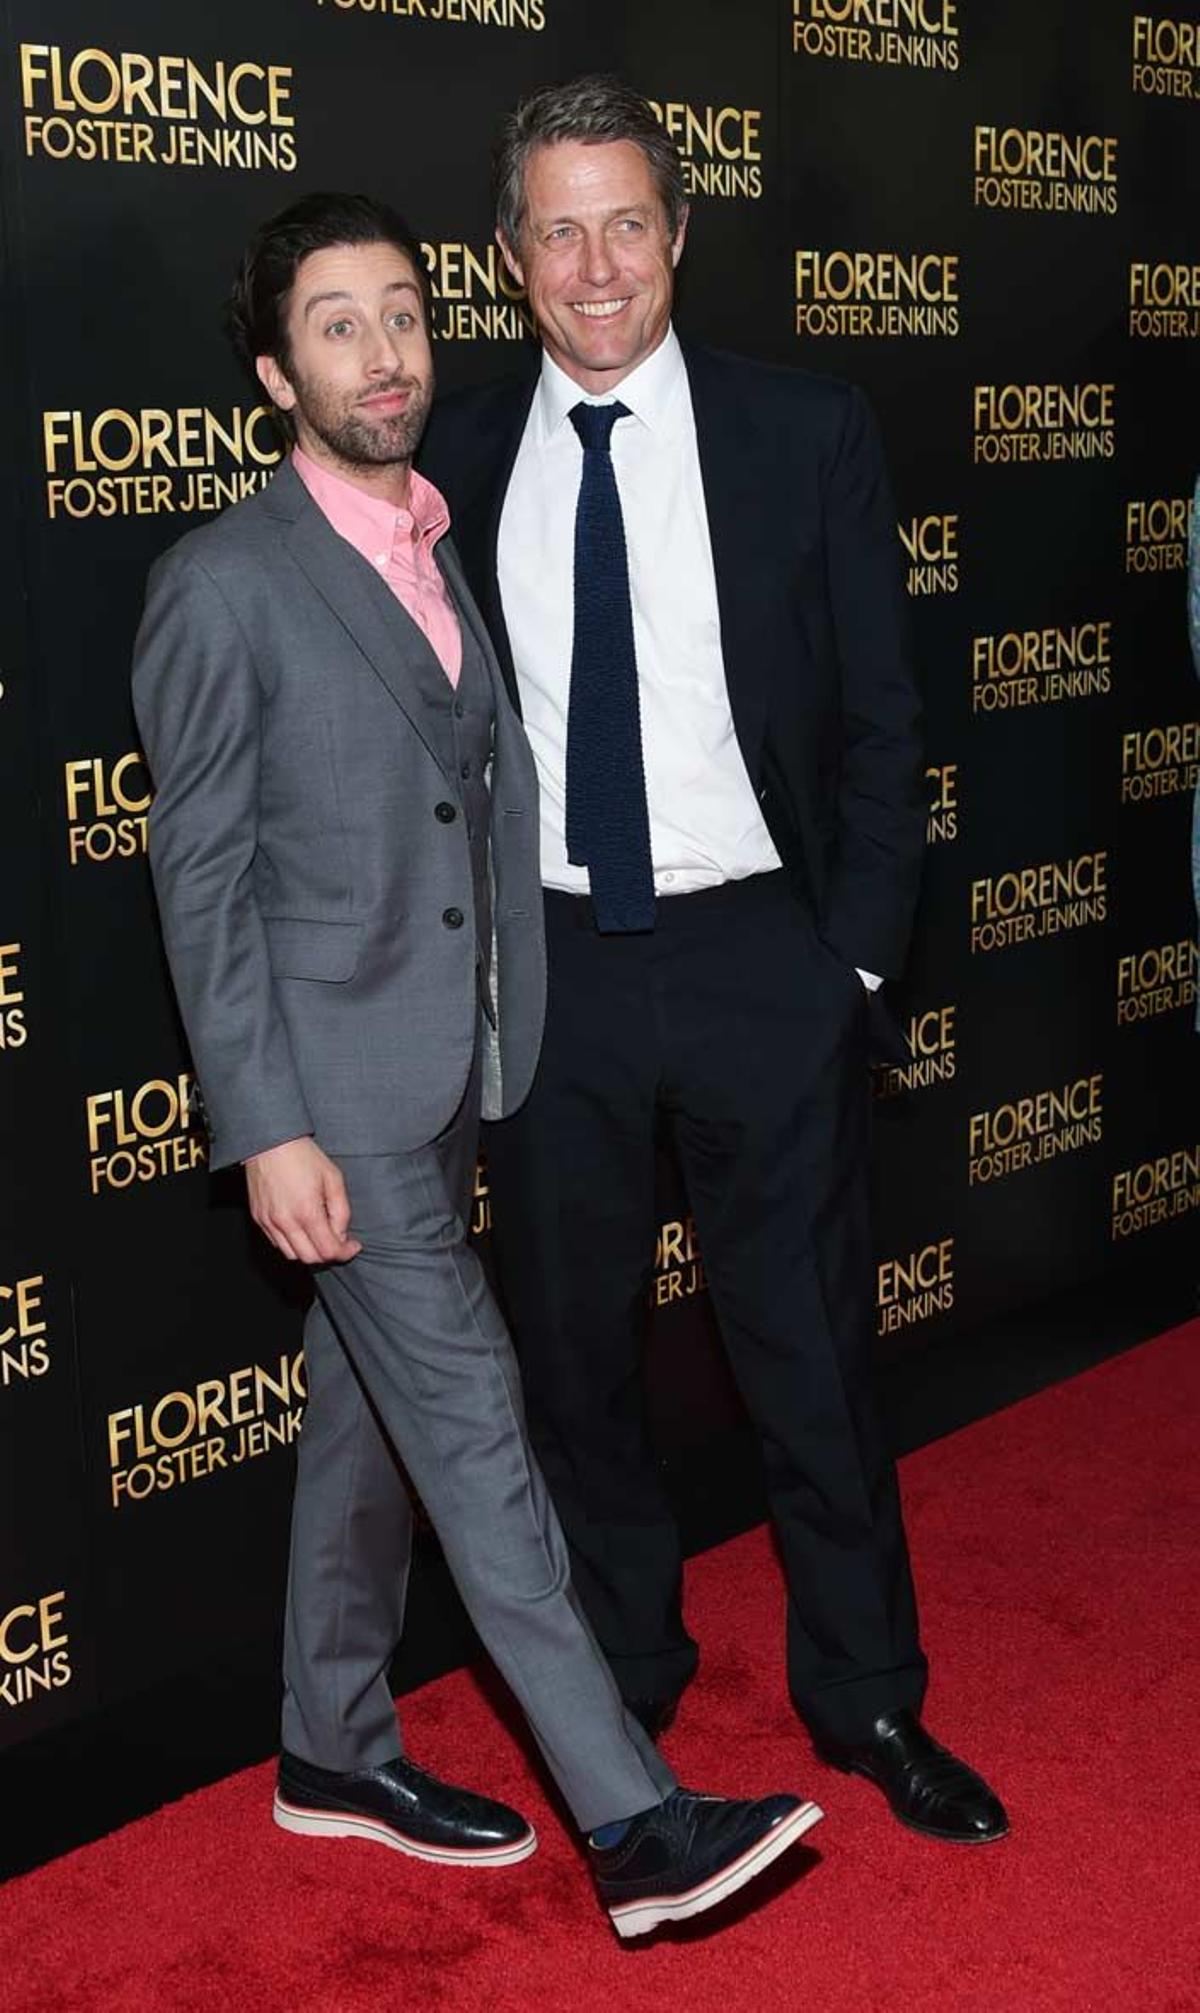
[
  {"x1": 293, "y1": 445, "x2": 451, "y2": 563},
  {"x1": 536, "y1": 325, "x2": 685, "y2": 441}
]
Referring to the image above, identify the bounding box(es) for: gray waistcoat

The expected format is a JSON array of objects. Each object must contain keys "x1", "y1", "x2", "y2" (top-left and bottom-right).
[{"x1": 401, "y1": 597, "x2": 496, "y2": 1006}]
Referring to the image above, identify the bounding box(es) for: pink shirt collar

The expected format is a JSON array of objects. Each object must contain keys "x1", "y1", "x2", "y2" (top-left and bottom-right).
[
  {"x1": 292, "y1": 445, "x2": 451, "y2": 567},
  {"x1": 291, "y1": 445, "x2": 462, "y2": 687}
]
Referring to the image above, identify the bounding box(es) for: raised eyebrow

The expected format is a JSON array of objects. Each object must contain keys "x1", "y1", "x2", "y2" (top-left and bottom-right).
[
  {"x1": 540, "y1": 202, "x2": 655, "y2": 230},
  {"x1": 303, "y1": 280, "x2": 421, "y2": 319},
  {"x1": 303, "y1": 290, "x2": 354, "y2": 319}
]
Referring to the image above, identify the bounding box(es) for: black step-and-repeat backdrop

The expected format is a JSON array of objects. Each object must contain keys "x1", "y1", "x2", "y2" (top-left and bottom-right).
[{"x1": 2, "y1": 1, "x2": 1197, "y2": 1751}]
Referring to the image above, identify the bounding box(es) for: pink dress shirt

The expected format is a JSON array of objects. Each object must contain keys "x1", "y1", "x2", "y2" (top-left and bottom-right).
[{"x1": 292, "y1": 446, "x2": 463, "y2": 687}]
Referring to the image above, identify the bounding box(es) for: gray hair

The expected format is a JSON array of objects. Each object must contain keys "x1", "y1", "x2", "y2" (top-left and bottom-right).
[{"x1": 493, "y1": 74, "x2": 686, "y2": 249}]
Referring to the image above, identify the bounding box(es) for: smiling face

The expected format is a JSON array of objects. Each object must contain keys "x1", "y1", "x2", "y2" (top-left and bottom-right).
[
  {"x1": 499, "y1": 138, "x2": 687, "y2": 395},
  {"x1": 256, "y1": 239, "x2": 434, "y2": 494}
]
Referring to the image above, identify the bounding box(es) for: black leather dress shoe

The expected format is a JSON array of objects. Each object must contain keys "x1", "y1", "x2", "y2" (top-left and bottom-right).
[
  {"x1": 274, "y1": 1751, "x2": 536, "y2": 1865},
  {"x1": 819, "y1": 1709, "x2": 1008, "y2": 1843},
  {"x1": 590, "y1": 1787, "x2": 823, "y2": 1938},
  {"x1": 624, "y1": 1695, "x2": 680, "y2": 1741}
]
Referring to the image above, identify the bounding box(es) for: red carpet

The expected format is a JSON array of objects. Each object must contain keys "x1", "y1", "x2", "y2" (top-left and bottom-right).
[{"x1": 3, "y1": 1322, "x2": 1199, "y2": 2011}]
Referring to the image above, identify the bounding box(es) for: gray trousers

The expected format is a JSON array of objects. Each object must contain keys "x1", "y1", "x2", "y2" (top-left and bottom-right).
[{"x1": 280, "y1": 1051, "x2": 675, "y2": 1833}]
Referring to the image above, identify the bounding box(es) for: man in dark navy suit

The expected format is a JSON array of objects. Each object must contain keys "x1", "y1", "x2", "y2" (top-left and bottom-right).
[{"x1": 422, "y1": 75, "x2": 1007, "y2": 1845}]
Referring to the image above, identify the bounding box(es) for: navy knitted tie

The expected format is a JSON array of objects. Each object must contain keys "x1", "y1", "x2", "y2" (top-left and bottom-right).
[{"x1": 565, "y1": 400, "x2": 655, "y2": 933}]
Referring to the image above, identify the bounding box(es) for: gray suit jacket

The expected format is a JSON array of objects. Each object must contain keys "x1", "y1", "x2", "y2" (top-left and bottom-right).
[{"x1": 132, "y1": 459, "x2": 546, "y2": 1170}]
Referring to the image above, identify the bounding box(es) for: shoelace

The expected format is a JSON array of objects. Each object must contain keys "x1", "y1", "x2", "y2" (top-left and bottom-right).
[
  {"x1": 895, "y1": 1740, "x2": 978, "y2": 1801},
  {"x1": 656, "y1": 1788, "x2": 726, "y2": 1847}
]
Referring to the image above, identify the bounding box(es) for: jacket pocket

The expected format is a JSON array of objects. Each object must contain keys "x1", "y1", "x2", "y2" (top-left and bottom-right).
[{"x1": 263, "y1": 916, "x2": 365, "y2": 982}]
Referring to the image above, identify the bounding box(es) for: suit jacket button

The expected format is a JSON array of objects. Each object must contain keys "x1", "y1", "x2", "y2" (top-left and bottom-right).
[
  {"x1": 435, "y1": 801, "x2": 457, "y2": 823},
  {"x1": 442, "y1": 906, "x2": 465, "y2": 929}
]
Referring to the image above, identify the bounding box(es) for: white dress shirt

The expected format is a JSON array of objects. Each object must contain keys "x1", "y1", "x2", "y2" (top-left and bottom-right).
[
  {"x1": 497, "y1": 329, "x2": 880, "y2": 987},
  {"x1": 497, "y1": 326, "x2": 782, "y2": 899}
]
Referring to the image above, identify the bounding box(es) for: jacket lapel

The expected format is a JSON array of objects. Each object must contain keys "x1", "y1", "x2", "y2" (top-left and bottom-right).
[
  {"x1": 438, "y1": 534, "x2": 535, "y2": 818},
  {"x1": 266, "y1": 463, "x2": 452, "y2": 777},
  {"x1": 681, "y1": 341, "x2": 777, "y2": 783},
  {"x1": 453, "y1": 376, "x2": 537, "y2": 712},
  {"x1": 436, "y1": 533, "x2": 500, "y2": 690}
]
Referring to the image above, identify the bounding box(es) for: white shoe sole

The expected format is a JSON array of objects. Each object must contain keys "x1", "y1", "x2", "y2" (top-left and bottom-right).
[
  {"x1": 608, "y1": 1799, "x2": 824, "y2": 1939},
  {"x1": 272, "y1": 1790, "x2": 538, "y2": 1866}
]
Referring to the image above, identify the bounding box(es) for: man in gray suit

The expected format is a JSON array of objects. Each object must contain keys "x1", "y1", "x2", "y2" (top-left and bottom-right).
[{"x1": 132, "y1": 192, "x2": 819, "y2": 1938}]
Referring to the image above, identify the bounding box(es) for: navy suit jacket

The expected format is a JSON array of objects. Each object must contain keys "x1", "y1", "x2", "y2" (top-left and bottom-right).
[{"x1": 420, "y1": 339, "x2": 925, "y2": 982}]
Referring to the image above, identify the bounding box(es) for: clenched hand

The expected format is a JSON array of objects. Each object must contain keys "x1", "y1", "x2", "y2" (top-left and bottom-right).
[{"x1": 245, "y1": 1136, "x2": 362, "y2": 1265}]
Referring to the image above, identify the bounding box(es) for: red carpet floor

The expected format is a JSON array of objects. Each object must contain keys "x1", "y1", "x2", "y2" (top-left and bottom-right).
[{"x1": 3, "y1": 1321, "x2": 1199, "y2": 2012}]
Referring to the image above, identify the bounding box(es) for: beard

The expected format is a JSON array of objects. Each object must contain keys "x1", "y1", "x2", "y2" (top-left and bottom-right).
[{"x1": 290, "y1": 367, "x2": 433, "y2": 469}]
